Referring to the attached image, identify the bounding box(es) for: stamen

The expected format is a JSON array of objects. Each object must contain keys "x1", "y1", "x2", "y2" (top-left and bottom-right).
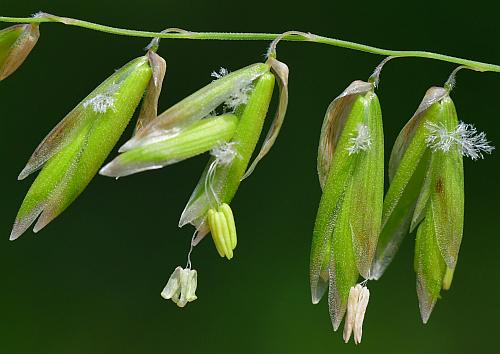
[
  {"x1": 343, "y1": 283, "x2": 370, "y2": 345},
  {"x1": 207, "y1": 203, "x2": 237, "y2": 259},
  {"x1": 161, "y1": 266, "x2": 198, "y2": 307}
]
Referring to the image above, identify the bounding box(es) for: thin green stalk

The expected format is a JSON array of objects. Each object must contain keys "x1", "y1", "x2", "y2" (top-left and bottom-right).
[{"x1": 1, "y1": 12, "x2": 500, "y2": 73}]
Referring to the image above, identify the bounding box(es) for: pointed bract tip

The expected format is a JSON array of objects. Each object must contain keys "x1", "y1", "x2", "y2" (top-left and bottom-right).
[
  {"x1": 311, "y1": 295, "x2": 321, "y2": 305},
  {"x1": 331, "y1": 317, "x2": 342, "y2": 332},
  {"x1": 311, "y1": 281, "x2": 327, "y2": 305},
  {"x1": 9, "y1": 229, "x2": 21, "y2": 241},
  {"x1": 117, "y1": 143, "x2": 130, "y2": 153},
  {"x1": 442, "y1": 267, "x2": 455, "y2": 290},
  {"x1": 421, "y1": 308, "x2": 433, "y2": 324},
  {"x1": 98, "y1": 163, "x2": 114, "y2": 177},
  {"x1": 17, "y1": 168, "x2": 29, "y2": 181},
  {"x1": 10, "y1": 224, "x2": 27, "y2": 241},
  {"x1": 9, "y1": 206, "x2": 44, "y2": 241},
  {"x1": 416, "y1": 278, "x2": 436, "y2": 324},
  {"x1": 32, "y1": 215, "x2": 49, "y2": 234}
]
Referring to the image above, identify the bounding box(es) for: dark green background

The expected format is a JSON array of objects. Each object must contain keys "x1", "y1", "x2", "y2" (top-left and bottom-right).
[{"x1": 1, "y1": 1, "x2": 498, "y2": 353}]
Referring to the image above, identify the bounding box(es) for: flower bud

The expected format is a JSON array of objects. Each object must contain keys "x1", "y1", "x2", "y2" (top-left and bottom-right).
[
  {"x1": 370, "y1": 87, "x2": 448, "y2": 280},
  {"x1": 310, "y1": 81, "x2": 383, "y2": 334},
  {"x1": 413, "y1": 94, "x2": 464, "y2": 323},
  {"x1": 371, "y1": 87, "x2": 493, "y2": 323},
  {"x1": 161, "y1": 266, "x2": 198, "y2": 307},
  {"x1": 10, "y1": 53, "x2": 156, "y2": 240},
  {"x1": 0, "y1": 24, "x2": 39, "y2": 80}
]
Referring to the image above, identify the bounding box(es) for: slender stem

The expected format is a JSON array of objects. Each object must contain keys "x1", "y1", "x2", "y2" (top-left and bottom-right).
[{"x1": 2, "y1": 13, "x2": 500, "y2": 73}]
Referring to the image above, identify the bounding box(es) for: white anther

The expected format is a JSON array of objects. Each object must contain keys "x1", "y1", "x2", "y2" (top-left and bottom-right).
[{"x1": 343, "y1": 284, "x2": 370, "y2": 345}]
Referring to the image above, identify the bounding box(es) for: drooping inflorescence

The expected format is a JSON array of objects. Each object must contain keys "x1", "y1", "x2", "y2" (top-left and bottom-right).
[{"x1": 1, "y1": 14, "x2": 496, "y2": 345}]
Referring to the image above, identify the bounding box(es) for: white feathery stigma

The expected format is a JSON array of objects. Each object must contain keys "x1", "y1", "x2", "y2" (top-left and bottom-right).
[
  {"x1": 224, "y1": 84, "x2": 252, "y2": 112},
  {"x1": 83, "y1": 93, "x2": 116, "y2": 113},
  {"x1": 211, "y1": 67, "x2": 229, "y2": 80},
  {"x1": 347, "y1": 124, "x2": 372, "y2": 155},
  {"x1": 425, "y1": 121, "x2": 494, "y2": 160},
  {"x1": 211, "y1": 142, "x2": 240, "y2": 165}
]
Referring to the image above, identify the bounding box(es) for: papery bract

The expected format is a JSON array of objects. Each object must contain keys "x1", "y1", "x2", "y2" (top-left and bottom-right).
[{"x1": 0, "y1": 23, "x2": 39, "y2": 80}]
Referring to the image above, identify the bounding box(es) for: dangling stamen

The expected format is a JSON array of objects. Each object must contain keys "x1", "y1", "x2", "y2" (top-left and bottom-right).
[
  {"x1": 343, "y1": 283, "x2": 370, "y2": 345},
  {"x1": 185, "y1": 228, "x2": 198, "y2": 269}
]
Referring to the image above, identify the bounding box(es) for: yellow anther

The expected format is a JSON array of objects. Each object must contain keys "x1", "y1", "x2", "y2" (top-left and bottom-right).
[{"x1": 207, "y1": 203, "x2": 237, "y2": 260}]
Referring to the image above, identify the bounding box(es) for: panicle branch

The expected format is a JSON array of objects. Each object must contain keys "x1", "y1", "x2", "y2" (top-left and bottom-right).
[{"x1": 1, "y1": 13, "x2": 500, "y2": 73}]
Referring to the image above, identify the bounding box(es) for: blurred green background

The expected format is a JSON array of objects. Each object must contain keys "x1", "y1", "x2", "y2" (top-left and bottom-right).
[{"x1": 1, "y1": 1, "x2": 498, "y2": 353}]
